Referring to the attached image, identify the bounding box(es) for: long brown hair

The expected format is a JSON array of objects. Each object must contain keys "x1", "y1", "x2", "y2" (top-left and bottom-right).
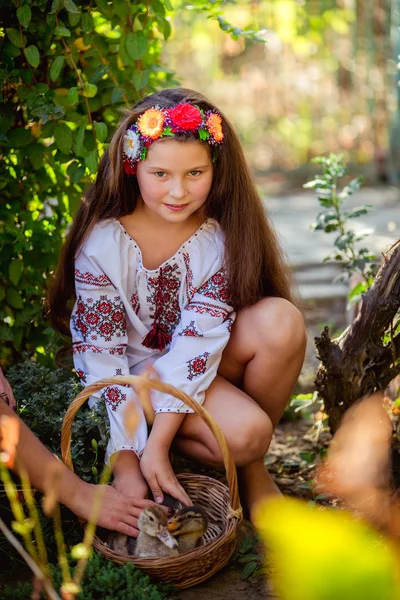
[{"x1": 47, "y1": 88, "x2": 295, "y2": 336}]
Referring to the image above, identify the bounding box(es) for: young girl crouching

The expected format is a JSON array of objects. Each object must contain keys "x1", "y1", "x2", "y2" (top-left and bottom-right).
[{"x1": 48, "y1": 88, "x2": 306, "y2": 525}]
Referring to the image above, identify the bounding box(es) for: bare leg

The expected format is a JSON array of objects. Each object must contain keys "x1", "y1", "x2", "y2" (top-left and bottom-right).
[{"x1": 176, "y1": 298, "x2": 306, "y2": 519}]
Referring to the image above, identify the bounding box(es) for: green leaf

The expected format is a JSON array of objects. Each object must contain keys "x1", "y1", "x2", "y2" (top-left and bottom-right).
[
  {"x1": 125, "y1": 31, "x2": 147, "y2": 60},
  {"x1": 17, "y1": 5, "x2": 32, "y2": 28},
  {"x1": 241, "y1": 561, "x2": 258, "y2": 580},
  {"x1": 83, "y1": 83, "x2": 97, "y2": 98},
  {"x1": 93, "y1": 121, "x2": 107, "y2": 143},
  {"x1": 64, "y1": 0, "x2": 80, "y2": 13},
  {"x1": 163, "y1": 0, "x2": 173, "y2": 10},
  {"x1": 7, "y1": 128, "x2": 32, "y2": 148},
  {"x1": 6, "y1": 28, "x2": 25, "y2": 48},
  {"x1": 50, "y1": 0, "x2": 62, "y2": 13},
  {"x1": 9, "y1": 259, "x2": 24, "y2": 286},
  {"x1": 54, "y1": 122, "x2": 73, "y2": 154},
  {"x1": 132, "y1": 70, "x2": 149, "y2": 91},
  {"x1": 24, "y1": 45, "x2": 40, "y2": 68},
  {"x1": 85, "y1": 150, "x2": 98, "y2": 174},
  {"x1": 67, "y1": 86, "x2": 79, "y2": 106},
  {"x1": 75, "y1": 124, "x2": 87, "y2": 157},
  {"x1": 89, "y1": 64, "x2": 108, "y2": 84},
  {"x1": 81, "y1": 12, "x2": 93, "y2": 32},
  {"x1": 111, "y1": 87, "x2": 124, "y2": 103},
  {"x1": 6, "y1": 288, "x2": 24, "y2": 310},
  {"x1": 68, "y1": 11, "x2": 81, "y2": 26},
  {"x1": 54, "y1": 26, "x2": 71, "y2": 37},
  {"x1": 67, "y1": 161, "x2": 85, "y2": 184},
  {"x1": 50, "y1": 56, "x2": 65, "y2": 81}
]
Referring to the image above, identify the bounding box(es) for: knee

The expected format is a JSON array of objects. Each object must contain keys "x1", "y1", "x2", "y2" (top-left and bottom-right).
[
  {"x1": 250, "y1": 298, "x2": 307, "y2": 357},
  {"x1": 230, "y1": 410, "x2": 273, "y2": 466}
]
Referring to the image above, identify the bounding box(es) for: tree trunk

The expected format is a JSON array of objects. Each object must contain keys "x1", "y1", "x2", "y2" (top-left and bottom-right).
[{"x1": 315, "y1": 241, "x2": 400, "y2": 432}]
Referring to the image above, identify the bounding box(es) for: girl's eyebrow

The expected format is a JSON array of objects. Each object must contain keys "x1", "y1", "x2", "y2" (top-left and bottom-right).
[{"x1": 147, "y1": 164, "x2": 210, "y2": 170}]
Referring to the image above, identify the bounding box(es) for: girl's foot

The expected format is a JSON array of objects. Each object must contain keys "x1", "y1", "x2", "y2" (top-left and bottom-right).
[{"x1": 238, "y1": 459, "x2": 282, "y2": 523}]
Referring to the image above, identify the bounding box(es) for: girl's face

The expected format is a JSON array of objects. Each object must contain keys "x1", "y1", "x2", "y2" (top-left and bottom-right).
[{"x1": 135, "y1": 138, "x2": 213, "y2": 225}]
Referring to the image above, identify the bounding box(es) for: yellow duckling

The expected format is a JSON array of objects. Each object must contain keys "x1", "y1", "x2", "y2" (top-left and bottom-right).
[
  {"x1": 134, "y1": 505, "x2": 179, "y2": 558},
  {"x1": 167, "y1": 505, "x2": 208, "y2": 554}
]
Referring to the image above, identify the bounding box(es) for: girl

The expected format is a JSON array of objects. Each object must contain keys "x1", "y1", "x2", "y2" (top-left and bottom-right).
[{"x1": 48, "y1": 88, "x2": 306, "y2": 524}]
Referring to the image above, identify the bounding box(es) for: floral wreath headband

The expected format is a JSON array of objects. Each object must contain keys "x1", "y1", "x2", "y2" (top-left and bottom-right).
[{"x1": 122, "y1": 102, "x2": 224, "y2": 175}]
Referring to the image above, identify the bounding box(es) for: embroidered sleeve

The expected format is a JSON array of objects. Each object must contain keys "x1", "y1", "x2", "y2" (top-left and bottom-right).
[
  {"x1": 150, "y1": 258, "x2": 235, "y2": 413},
  {"x1": 71, "y1": 251, "x2": 147, "y2": 464}
]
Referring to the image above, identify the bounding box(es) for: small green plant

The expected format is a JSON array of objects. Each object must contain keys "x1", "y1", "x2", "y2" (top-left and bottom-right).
[
  {"x1": 234, "y1": 534, "x2": 265, "y2": 580},
  {"x1": 2, "y1": 543, "x2": 175, "y2": 600},
  {"x1": 304, "y1": 153, "x2": 377, "y2": 305},
  {"x1": 7, "y1": 360, "x2": 107, "y2": 482}
]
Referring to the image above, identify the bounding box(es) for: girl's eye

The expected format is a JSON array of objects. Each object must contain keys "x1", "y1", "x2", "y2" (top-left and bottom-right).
[
  {"x1": 189, "y1": 170, "x2": 201, "y2": 177},
  {"x1": 154, "y1": 171, "x2": 166, "y2": 178}
]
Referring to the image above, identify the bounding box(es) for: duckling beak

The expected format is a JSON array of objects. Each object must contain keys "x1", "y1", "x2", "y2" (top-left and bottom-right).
[
  {"x1": 156, "y1": 526, "x2": 178, "y2": 549},
  {"x1": 167, "y1": 518, "x2": 179, "y2": 533}
]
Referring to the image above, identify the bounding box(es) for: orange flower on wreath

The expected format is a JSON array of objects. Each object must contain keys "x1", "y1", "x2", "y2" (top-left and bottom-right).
[
  {"x1": 137, "y1": 108, "x2": 165, "y2": 140},
  {"x1": 206, "y1": 113, "x2": 224, "y2": 143}
]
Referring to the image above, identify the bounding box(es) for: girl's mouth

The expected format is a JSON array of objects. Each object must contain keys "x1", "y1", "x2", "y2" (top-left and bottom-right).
[{"x1": 164, "y1": 203, "x2": 189, "y2": 212}]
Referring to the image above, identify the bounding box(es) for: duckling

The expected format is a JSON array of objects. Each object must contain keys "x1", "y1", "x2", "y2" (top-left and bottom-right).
[
  {"x1": 134, "y1": 505, "x2": 179, "y2": 558},
  {"x1": 107, "y1": 532, "x2": 130, "y2": 555},
  {"x1": 167, "y1": 505, "x2": 208, "y2": 554}
]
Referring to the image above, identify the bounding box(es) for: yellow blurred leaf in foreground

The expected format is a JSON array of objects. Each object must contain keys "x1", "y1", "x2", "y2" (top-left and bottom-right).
[{"x1": 255, "y1": 497, "x2": 400, "y2": 600}]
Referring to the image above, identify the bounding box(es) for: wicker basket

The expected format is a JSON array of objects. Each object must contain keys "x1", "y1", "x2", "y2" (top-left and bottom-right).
[{"x1": 61, "y1": 375, "x2": 243, "y2": 589}]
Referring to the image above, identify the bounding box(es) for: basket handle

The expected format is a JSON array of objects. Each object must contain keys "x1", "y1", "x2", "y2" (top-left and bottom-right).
[{"x1": 61, "y1": 375, "x2": 241, "y2": 513}]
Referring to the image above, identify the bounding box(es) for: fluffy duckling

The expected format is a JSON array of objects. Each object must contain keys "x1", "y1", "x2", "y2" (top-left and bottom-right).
[
  {"x1": 107, "y1": 532, "x2": 130, "y2": 555},
  {"x1": 167, "y1": 505, "x2": 208, "y2": 554},
  {"x1": 134, "y1": 505, "x2": 179, "y2": 558}
]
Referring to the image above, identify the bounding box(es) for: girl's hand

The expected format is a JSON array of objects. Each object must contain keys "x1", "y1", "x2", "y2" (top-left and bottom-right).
[
  {"x1": 0, "y1": 368, "x2": 16, "y2": 411},
  {"x1": 140, "y1": 443, "x2": 191, "y2": 506}
]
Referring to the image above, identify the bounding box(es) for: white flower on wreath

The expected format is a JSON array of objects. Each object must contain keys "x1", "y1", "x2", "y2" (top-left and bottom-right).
[{"x1": 123, "y1": 129, "x2": 141, "y2": 161}]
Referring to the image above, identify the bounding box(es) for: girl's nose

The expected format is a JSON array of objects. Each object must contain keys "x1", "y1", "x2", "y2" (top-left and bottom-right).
[{"x1": 169, "y1": 179, "x2": 186, "y2": 200}]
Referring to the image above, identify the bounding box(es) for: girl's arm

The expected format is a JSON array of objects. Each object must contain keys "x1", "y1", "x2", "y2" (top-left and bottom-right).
[
  {"x1": 0, "y1": 400, "x2": 156, "y2": 537},
  {"x1": 71, "y1": 247, "x2": 148, "y2": 485},
  {"x1": 140, "y1": 413, "x2": 191, "y2": 505}
]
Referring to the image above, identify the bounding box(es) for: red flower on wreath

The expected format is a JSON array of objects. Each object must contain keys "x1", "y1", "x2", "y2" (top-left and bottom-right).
[
  {"x1": 123, "y1": 160, "x2": 137, "y2": 176},
  {"x1": 168, "y1": 104, "x2": 203, "y2": 132}
]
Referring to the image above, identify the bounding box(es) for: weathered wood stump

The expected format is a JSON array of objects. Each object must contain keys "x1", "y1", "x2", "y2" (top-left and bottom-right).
[{"x1": 314, "y1": 241, "x2": 400, "y2": 432}]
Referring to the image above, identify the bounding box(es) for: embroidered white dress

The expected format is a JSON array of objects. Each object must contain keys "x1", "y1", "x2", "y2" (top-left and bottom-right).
[{"x1": 71, "y1": 218, "x2": 235, "y2": 463}]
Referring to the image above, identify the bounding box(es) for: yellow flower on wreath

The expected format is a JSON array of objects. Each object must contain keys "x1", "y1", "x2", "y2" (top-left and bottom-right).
[
  {"x1": 206, "y1": 113, "x2": 224, "y2": 143},
  {"x1": 137, "y1": 108, "x2": 165, "y2": 140}
]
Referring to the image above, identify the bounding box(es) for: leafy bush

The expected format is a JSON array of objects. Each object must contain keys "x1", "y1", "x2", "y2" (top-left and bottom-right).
[
  {"x1": 2, "y1": 552, "x2": 175, "y2": 599},
  {"x1": 0, "y1": 0, "x2": 177, "y2": 363},
  {"x1": 7, "y1": 360, "x2": 107, "y2": 481}
]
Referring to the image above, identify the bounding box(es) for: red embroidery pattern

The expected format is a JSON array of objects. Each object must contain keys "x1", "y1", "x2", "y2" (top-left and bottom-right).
[
  {"x1": 183, "y1": 252, "x2": 196, "y2": 302},
  {"x1": 75, "y1": 270, "x2": 114, "y2": 288},
  {"x1": 102, "y1": 386, "x2": 127, "y2": 411},
  {"x1": 131, "y1": 293, "x2": 140, "y2": 315},
  {"x1": 187, "y1": 352, "x2": 210, "y2": 381},
  {"x1": 179, "y1": 320, "x2": 203, "y2": 337},
  {"x1": 145, "y1": 263, "x2": 181, "y2": 340},
  {"x1": 76, "y1": 369, "x2": 86, "y2": 382},
  {"x1": 197, "y1": 269, "x2": 231, "y2": 304},
  {"x1": 73, "y1": 295, "x2": 126, "y2": 342},
  {"x1": 186, "y1": 301, "x2": 230, "y2": 320},
  {"x1": 72, "y1": 342, "x2": 127, "y2": 355}
]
